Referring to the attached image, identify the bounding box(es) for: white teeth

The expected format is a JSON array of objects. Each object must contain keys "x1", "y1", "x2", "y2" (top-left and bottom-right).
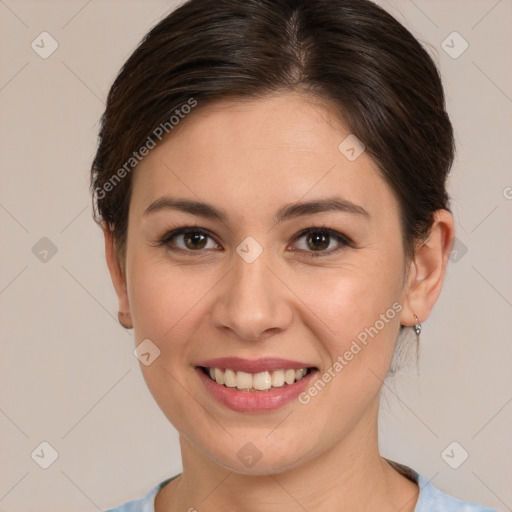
[
  {"x1": 205, "y1": 367, "x2": 310, "y2": 390},
  {"x1": 253, "y1": 371, "x2": 272, "y2": 390},
  {"x1": 271, "y1": 369, "x2": 285, "y2": 387},
  {"x1": 224, "y1": 368, "x2": 237, "y2": 388},
  {"x1": 236, "y1": 371, "x2": 253, "y2": 390},
  {"x1": 295, "y1": 368, "x2": 307, "y2": 380},
  {"x1": 284, "y1": 369, "x2": 296, "y2": 385},
  {"x1": 214, "y1": 367, "x2": 225, "y2": 385}
]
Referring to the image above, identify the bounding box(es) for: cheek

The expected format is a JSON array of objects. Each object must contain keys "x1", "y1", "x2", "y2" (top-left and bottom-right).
[
  {"x1": 303, "y1": 251, "x2": 403, "y2": 339},
  {"x1": 300, "y1": 254, "x2": 404, "y2": 404},
  {"x1": 126, "y1": 260, "x2": 206, "y2": 430},
  {"x1": 126, "y1": 246, "x2": 202, "y2": 340},
  {"x1": 293, "y1": 275, "x2": 402, "y2": 435}
]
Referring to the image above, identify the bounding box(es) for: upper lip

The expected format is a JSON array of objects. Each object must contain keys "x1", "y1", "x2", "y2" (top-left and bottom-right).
[{"x1": 196, "y1": 357, "x2": 316, "y2": 373}]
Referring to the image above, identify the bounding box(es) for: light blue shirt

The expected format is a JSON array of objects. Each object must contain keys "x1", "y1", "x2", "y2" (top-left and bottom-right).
[{"x1": 104, "y1": 464, "x2": 499, "y2": 512}]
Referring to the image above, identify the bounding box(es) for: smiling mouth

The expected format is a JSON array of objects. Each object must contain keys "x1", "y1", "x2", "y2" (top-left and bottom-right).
[{"x1": 199, "y1": 366, "x2": 316, "y2": 392}]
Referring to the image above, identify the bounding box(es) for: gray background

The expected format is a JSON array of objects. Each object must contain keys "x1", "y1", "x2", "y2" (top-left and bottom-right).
[{"x1": 0, "y1": 1, "x2": 511, "y2": 511}]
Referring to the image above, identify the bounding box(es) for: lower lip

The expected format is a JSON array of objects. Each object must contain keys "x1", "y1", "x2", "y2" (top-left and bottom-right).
[{"x1": 196, "y1": 367, "x2": 317, "y2": 413}]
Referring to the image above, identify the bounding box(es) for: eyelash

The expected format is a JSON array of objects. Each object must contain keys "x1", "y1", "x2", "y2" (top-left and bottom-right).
[{"x1": 157, "y1": 224, "x2": 354, "y2": 258}]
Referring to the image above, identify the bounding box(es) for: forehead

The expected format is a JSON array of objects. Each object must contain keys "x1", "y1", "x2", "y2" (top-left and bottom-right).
[{"x1": 130, "y1": 92, "x2": 399, "y2": 225}]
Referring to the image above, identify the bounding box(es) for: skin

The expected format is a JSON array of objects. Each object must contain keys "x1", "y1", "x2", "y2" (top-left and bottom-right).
[{"x1": 103, "y1": 92, "x2": 455, "y2": 511}]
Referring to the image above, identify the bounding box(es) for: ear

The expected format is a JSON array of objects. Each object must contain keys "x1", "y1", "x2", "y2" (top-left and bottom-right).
[
  {"x1": 102, "y1": 222, "x2": 133, "y2": 329},
  {"x1": 400, "y1": 209, "x2": 455, "y2": 327}
]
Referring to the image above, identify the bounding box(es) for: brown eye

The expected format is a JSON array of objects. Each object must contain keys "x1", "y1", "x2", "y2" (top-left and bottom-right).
[
  {"x1": 160, "y1": 227, "x2": 219, "y2": 252},
  {"x1": 306, "y1": 231, "x2": 330, "y2": 251},
  {"x1": 293, "y1": 228, "x2": 352, "y2": 257},
  {"x1": 182, "y1": 231, "x2": 208, "y2": 250}
]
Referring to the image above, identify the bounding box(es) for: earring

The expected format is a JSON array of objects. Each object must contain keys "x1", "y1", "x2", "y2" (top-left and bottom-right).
[{"x1": 413, "y1": 314, "x2": 421, "y2": 341}]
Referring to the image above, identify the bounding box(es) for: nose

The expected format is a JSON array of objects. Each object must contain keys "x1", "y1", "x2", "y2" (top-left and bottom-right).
[{"x1": 210, "y1": 248, "x2": 293, "y2": 342}]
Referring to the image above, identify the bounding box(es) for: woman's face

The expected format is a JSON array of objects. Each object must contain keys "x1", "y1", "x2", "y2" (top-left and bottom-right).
[{"x1": 121, "y1": 92, "x2": 413, "y2": 474}]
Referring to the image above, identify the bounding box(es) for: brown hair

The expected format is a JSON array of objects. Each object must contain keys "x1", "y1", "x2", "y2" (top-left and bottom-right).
[{"x1": 91, "y1": 0, "x2": 454, "y2": 273}]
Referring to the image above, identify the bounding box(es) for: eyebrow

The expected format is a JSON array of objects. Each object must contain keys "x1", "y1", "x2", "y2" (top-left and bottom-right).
[{"x1": 143, "y1": 196, "x2": 370, "y2": 223}]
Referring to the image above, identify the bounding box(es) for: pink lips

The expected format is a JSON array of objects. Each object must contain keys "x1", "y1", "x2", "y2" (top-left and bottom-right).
[{"x1": 195, "y1": 357, "x2": 318, "y2": 413}]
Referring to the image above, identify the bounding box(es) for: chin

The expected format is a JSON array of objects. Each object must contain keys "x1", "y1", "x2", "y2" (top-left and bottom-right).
[{"x1": 204, "y1": 436, "x2": 313, "y2": 477}]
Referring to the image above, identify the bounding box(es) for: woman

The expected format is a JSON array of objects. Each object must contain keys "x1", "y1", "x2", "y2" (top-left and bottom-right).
[{"x1": 91, "y1": 0, "x2": 499, "y2": 510}]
